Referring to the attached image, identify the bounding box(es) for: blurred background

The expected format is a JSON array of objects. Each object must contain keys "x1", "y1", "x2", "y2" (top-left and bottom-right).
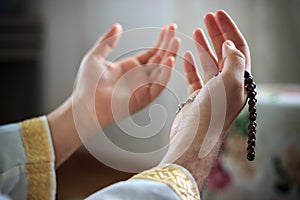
[{"x1": 0, "y1": 0, "x2": 299, "y2": 199}]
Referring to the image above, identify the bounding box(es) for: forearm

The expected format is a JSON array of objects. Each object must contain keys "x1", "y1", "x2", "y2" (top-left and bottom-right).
[
  {"x1": 175, "y1": 128, "x2": 227, "y2": 191},
  {"x1": 163, "y1": 98, "x2": 233, "y2": 192}
]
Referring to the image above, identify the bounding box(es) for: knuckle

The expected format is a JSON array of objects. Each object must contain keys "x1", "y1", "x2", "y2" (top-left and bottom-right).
[{"x1": 228, "y1": 51, "x2": 246, "y2": 65}]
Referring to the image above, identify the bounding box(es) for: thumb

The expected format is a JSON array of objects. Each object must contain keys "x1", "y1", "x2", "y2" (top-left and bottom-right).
[
  {"x1": 222, "y1": 40, "x2": 246, "y2": 79},
  {"x1": 91, "y1": 23, "x2": 122, "y2": 59}
]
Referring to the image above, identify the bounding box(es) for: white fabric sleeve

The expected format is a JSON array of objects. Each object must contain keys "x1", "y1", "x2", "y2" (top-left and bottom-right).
[
  {"x1": 0, "y1": 123, "x2": 27, "y2": 200},
  {"x1": 86, "y1": 164, "x2": 200, "y2": 200},
  {"x1": 0, "y1": 116, "x2": 56, "y2": 200},
  {"x1": 86, "y1": 179, "x2": 181, "y2": 200}
]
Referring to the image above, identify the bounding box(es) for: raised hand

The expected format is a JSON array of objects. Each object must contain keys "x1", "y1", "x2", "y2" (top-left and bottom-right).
[
  {"x1": 74, "y1": 23, "x2": 180, "y2": 129},
  {"x1": 161, "y1": 10, "x2": 251, "y2": 191},
  {"x1": 48, "y1": 23, "x2": 180, "y2": 167}
]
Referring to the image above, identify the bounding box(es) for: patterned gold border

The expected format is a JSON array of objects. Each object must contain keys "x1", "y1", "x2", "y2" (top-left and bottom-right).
[
  {"x1": 132, "y1": 165, "x2": 199, "y2": 200},
  {"x1": 20, "y1": 117, "x2": 55, "y2": 200}
]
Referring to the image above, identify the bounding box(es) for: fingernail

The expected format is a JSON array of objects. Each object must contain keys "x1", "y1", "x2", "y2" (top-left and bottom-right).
[
  {"x1": 170, "y1": 56, "x2": 175, "y2": 62},
  {"x1": 224, "y1": 40, "x2": 235, "y2": 48},
  {"x1": 114, "y1": 23, "x2": 122, "y2": 30},
  {"x1": 193, "y1": 28, "x2": 201, "y2": 35},
  {"x1": 169, "y1": 23, "x2": 177, "y2": 30},
  {"x1": 222, "y1": 40, "x2": 235, "y2": 59}
]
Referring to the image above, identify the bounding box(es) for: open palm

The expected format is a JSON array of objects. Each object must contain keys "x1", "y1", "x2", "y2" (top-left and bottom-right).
[{"x1": 75, "y1": 24, "x2": 180, "y2": 128}]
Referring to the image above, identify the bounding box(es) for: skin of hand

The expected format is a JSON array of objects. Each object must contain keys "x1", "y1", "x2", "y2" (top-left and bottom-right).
[
  {"x1": 85, "y1": 23, "x2": 180, "y2": 128},
  {"x1": 47, "y1": 24, "x2": 180, "y2": 168},
  {"x1": 160, "y1": 10, "x2": 251, "y2": 192}
]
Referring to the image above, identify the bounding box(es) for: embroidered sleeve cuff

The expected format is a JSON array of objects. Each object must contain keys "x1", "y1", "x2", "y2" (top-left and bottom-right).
[
  {"x1": 19, "y1": 116, "x2": 56, "y2": 200},
  {"x1": 132, "y1": 164, "x2": 200, "y2": 200}
]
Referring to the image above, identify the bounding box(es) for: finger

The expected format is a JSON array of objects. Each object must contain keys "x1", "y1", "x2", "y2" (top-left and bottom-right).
[
  {"x1": 194, "y1": 28, "x2": 217, "y2": 64},
  {"x1": 183, "y1": 51, "x2": 203, "y2": 94},
  {"x1": 148, "y1": 23, "x2": 177, "y2": 64},
  {"x1": 146, "y1": 37, "x2": 179, "y2": 77},
  {"x1": 136, "y1": 26, "x2": 166, "y2": 64},
  {"x1": 193, "y1": 28, "x2": 219, "y2": 82},
  {"x1": 90, "y1": 23, "x2": 123, "y2": 58},
  {"x1": 215, "y1": 10, "x2": 250, "y2": 71},
  {"x1": 149, "y1": 56, "x2": 175, "y2": 99},
  {"x1": 204, "y1": 13, "x2": 225, "y2": 61},
  {"x1": 221, "y1": 40, "x2": 246, "y2": 81},
  {"x1": 162, "y1": 36, "x2": 181, "y2": 62}
]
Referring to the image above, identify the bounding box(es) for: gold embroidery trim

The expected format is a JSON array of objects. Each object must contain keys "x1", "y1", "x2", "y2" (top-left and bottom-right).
[
  {"x1": 132, "y1": 165, "x2": 199, "y2": 200},
  {"x1": 20, "y1": 117, "x2": 53, "y2": 200}
]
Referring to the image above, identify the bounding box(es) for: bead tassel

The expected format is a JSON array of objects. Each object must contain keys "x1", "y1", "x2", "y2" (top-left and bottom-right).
[{"x1": 244, "y1": 71, "x2": 257, "y2": 161}]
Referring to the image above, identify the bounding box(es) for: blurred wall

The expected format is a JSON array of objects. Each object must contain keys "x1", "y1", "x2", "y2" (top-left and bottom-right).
[
  {"x1": 28, "y1": 0, "x2": 84, "y2": 112},
  {"x1": 253, "y1": 0, "x2": 300, "y2": 84}
]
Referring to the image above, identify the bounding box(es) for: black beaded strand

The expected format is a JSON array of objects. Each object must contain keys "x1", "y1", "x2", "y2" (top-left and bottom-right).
[{"x1": 244, "y1": 71, "x2": 257, "y2": 161}]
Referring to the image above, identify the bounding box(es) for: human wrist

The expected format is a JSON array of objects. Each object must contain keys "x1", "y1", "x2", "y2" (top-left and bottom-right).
[
  {"x1": 47, "y1": 97, "x2": 82, "y2": 167},
  {"x1": 173, "y1": 132, "x2": 225, "y2": 191},
  {"x1": 166, "y1": 104, "x2": 229, "y2": 191},
  {"x1": 72, "y1": 92, "x2": 112, "y2": 133}
]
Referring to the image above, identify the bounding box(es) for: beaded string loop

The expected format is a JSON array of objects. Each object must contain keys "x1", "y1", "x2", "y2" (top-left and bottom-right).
[{"x1": 244, "y1": 71, "x2": 257, "y2": 161}]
